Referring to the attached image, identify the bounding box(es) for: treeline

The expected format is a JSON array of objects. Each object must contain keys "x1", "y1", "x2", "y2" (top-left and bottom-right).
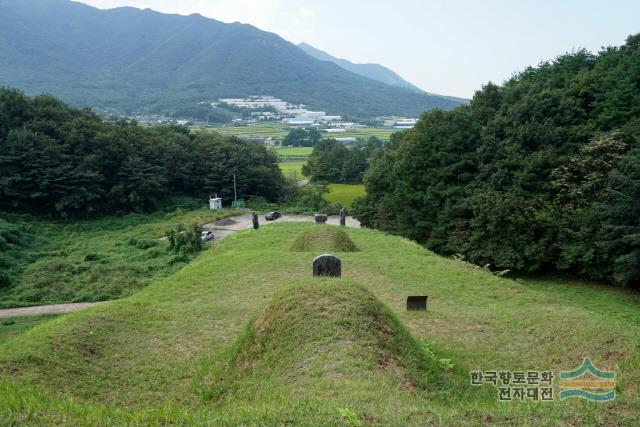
[
  {"x1": 354, "y1": 35, "x2": 640, "y2": 287},
  {"x1": 0, "y1": 88, "x2": 285, "y2": 217},
  {"x1": 283, "y1": 128, "x2": 321, "y2": 147},
  {"x1": 303, "y1": 138, "x2": 382, "y2": 183}
]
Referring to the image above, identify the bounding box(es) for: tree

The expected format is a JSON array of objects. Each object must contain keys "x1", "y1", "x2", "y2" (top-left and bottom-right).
[
  {"x1": 0, "y1": 89, "x2": 286, "y2": 217},
  {"x1": 353, "y1": 34, "x2": 640, "y2": 287}
]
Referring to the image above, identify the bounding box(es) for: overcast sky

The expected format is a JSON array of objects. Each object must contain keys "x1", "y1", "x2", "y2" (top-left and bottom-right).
[{"x1": 76, "y1": 0, "x2": 639, "y2": 98}]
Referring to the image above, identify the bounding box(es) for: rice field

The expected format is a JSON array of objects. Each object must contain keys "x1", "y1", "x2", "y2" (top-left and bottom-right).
[
  {"x1": 324, "y1": 184, "x2": 366, "y2": 208},
  {"x1": 196, "y1": 122, "x2": 398, "y2": 142},
  {"x1": 279, "y1": 161, "x2": 307, "y2": 179}
]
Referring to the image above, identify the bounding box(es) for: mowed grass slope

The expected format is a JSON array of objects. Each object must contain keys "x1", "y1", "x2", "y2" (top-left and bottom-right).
[{"x1": 1, "y1": 223, "x2": 639, "y2": 425}]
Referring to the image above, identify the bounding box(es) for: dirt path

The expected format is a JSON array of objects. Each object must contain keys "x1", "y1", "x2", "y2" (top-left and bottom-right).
[
  {"x1": 1, "y1": 215, "x2": 360, "y2": 318},
  {"x1": 0, "y1": 302, "x2": 101, "y2": 318}
]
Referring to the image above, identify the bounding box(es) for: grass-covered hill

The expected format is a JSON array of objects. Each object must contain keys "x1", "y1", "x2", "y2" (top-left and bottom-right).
[
  {"x1": 0, "y1": 0, "x2": 464, "y2": 119},
  {"x1": 1, "y1": 223, "x2": 638, "y2": 425}
]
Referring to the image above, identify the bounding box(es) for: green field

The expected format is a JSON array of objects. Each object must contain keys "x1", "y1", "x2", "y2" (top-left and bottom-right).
[
  {"x1": 1, "y1": 223, "x2": 637, "y2": 425},
  {"x1": 325, "y1": 184, "x2": 366, "y2": 208},
  {"x1": 278, "y1": 161, "x2": 307, "y2": 179},
  {"x1": 197, "y1": 122, "x2": 398, "y2": 142},
  {"x1": 272, "y1": 146, "x2": 313, "y2": 157},
  {"x1": 196, "y1": 122, "x2": 289, "y2": 139},
  {"x1": 0, "y1": 201, "x2": 238, "y2": 308}
]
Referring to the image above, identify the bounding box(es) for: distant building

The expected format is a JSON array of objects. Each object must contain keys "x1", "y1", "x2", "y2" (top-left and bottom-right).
[
  {"x1": 335, "y1": 137, "x2": 357, "y2": 143},
  {"x1": 302, "y1": 111, "x2": 326, "y2": 120},
  {"x1": 283, "y1": 117, "x2": 316, "y2": 128}
]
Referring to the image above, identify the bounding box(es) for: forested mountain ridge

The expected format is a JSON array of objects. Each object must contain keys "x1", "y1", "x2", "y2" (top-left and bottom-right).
[
  {"x1": 0, "y1": 0, "x2": 465, "y2": 119},
  {"x1": 298, "y1": 42, "x2": 426, "y2": 93},
  {"x1": 354, "y1": 34, "x2": 640, "y2": 287}
]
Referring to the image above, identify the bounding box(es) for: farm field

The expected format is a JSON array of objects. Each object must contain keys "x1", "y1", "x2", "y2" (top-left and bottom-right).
[
  {"x1": 278, "y1": 161, "x2": 307, "y2": 179},
  {"x1": 1, "y1": 222, "x2": 637, "y2": 425},
  {"x1": 197, "y1": 122, "x2": 398, "y2": 142},
  {"x1": 272, "y1": 146, "x2": 313, "y2": 157},
  {"x1": 325, "y1": 184, "x2": 366, "y2": 208}
]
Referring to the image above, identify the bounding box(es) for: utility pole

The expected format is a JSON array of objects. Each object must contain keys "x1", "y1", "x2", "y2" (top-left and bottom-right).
[{"x1": 233, "y1": 173, "x2": 237, "y2": 204}]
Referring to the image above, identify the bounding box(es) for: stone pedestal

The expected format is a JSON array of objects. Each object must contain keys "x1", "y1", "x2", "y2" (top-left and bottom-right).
[
  {"x1": 406, "y1": 296, "x2": 428, "y2": 311},
  {"x1": 314, "y1": 214, "x2": 328, "y2": 224}
]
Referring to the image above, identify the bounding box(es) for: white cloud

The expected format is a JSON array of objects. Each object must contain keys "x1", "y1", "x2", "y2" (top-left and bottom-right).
[{"x1": 297, "y1": 7, "x2": 314, "y2": 18}]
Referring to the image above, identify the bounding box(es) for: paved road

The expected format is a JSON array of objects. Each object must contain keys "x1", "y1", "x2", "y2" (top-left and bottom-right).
[
  {"x1": 0, "y1": 215, "x2": 360, "y2": 318},
  {"x1": 202, "y1": 213, "x2": 360, "y2": 240}
]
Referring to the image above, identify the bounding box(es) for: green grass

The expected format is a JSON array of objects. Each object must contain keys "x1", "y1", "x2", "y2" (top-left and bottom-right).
[
  {"x1": 0, "y1": 223, "x2": 638, "y2": 425},
  {"x1": 0, "y1": 315, "x2": 60, "y2": 345},
  {"x1": 324, "y1": 184, "x2": 366, "y2": 209},
  {"x1": 291, "y1": 227, "x2": 358, "y2": 252},
  {"x1": 0, "y1": 200, "x2": 239, "y2": 308},
  {"x1": 278, "y1": 161, "x2": 307, "y2": 180},
  {"x1": 272, "y1": 146, "x2": 313, "y2": 157}
]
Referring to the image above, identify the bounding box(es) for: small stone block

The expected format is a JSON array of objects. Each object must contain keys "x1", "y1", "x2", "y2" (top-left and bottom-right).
[{"x1": 406, "y1": 296, "x2": 427, "y2": 311}]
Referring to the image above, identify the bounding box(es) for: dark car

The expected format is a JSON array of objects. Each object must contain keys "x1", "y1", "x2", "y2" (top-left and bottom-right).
[
  {"x1": 201, "y1": 230, "x2": 215, "y2": 242},
  {"x1": 265, "y1": 211, "x2": 281, "y2": 221}
]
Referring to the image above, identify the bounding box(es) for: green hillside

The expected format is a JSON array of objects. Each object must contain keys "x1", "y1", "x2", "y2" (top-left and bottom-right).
[
  {"x1": 0, "y1": 0, "x2": 465, "y2": 119},
  {"x1": 1, "y1": 223, "x2": 638, "y2": 425}
]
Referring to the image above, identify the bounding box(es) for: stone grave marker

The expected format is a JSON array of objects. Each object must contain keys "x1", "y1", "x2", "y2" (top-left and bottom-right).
[{"x1": 313, "y1": 254, "x2": 341, "y2": 277}]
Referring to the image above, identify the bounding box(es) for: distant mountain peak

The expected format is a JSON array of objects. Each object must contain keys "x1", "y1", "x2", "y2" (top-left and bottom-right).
[
  {"x1": 298, "y1": 42, "x2": 424, "y2": 93},
  {"x1": 0, "y1": 0, "x2": 466, "y2": 119}
]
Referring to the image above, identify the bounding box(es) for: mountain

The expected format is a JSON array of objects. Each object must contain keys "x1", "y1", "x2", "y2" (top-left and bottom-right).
[
  {"x1": 298, "y1": 42, "x2": 424, "y2": 93},
  {"x1": 0, "y1": 0, "x2": 466, "y2": 119}
]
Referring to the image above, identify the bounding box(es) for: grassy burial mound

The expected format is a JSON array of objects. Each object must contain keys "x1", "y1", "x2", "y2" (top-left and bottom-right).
[
  {"x1": 0, "y1": 223, "x2": 638, "y2": 425},
  {"x1": 291, "y1": 226, "x2": 358, "y2": 252},
  {"x1": 213, "y1": 282, "x2": 447, "y2": 406}
]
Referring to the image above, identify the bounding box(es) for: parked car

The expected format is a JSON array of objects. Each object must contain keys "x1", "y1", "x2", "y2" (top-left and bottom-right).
[
  {"x1": 201, "y1": 230, "x2": 215, "y2": 241},
  {"x1": 265, "y1": 211, "x2": 281, "y2": 221}
]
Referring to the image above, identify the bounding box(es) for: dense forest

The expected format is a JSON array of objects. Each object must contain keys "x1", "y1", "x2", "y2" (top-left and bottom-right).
[
  {"x1": 0, "y1": 88, "x2": 285, "y2": 217},
  {"x1": 354, "y1": 35, "x2": 640, "y2": 287}
]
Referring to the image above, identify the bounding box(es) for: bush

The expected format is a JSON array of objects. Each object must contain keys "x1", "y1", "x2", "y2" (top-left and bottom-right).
[{"x1": 167, "y1": 223, "x2": 203, "y2": 254}]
